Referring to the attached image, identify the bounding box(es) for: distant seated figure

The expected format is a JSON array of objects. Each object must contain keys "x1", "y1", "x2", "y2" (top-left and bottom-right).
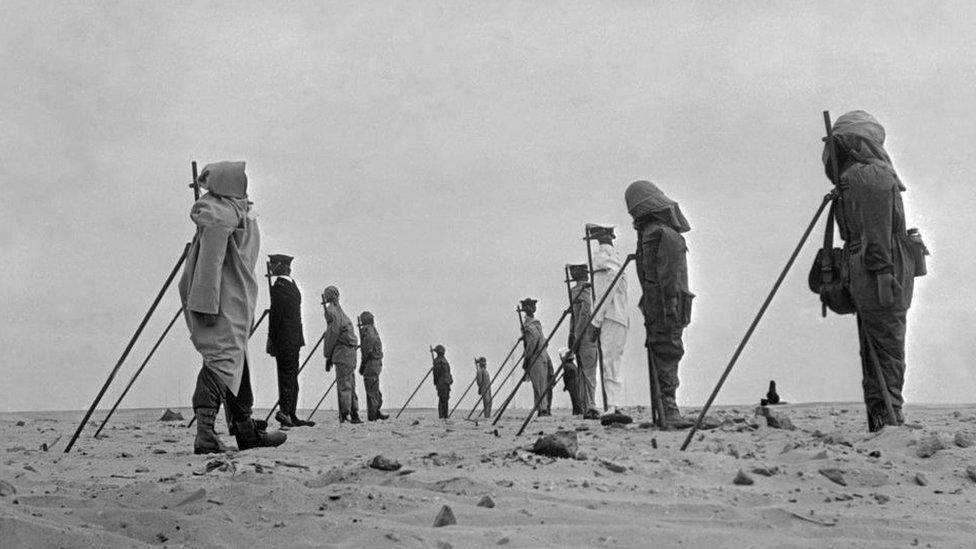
[{"x1": 765, "y1": 380, "x2": 780, "y2": 405}]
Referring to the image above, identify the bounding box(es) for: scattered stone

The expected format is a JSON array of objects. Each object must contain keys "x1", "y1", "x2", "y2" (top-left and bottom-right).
[
  {"x1": 437, "y1": 542, "x2": 452, "y2": 549},
  {"x1": 601, "y1": 460, "x2": 626, "y2": 473},
  {"x1": 600, "y1": 412, "x2": 633, "y2": 426},
  {"x1": 819, "y1": 468, "x2": 847, "y2": 486},
  {"x1": 120, "y1": 452, "x2": 133, "y2": 458},
  {"x1": 158, "y1": 409, "x2": 184, "y2": 422},
  {"x1": 433, "y1": 505, "x2": 457, "y2": 527},
  {"x1": 411, "y1": 420, "x2": 421, "y2": 426},
  {"x1": 15, "y1": 421, "x2": 25, "y2": 427},
  {"x1": 135, "y1": 466, "x2": 150, "y2": 473},
  {"x1": 751, "y1": 465, "x2": 779, "y2": 477},
  {"x1": 765, "y1": 411, "x2": 795, "y2": 430},
  {"x1": 497, "y1": 537, "x2": 510, "y2": 545},
  {"x1": 732, "y1": 469, "x2": 754, "y2": 485},
  {"x1": 823, "y1": 433, "x2": 853, "y2": 447},
  {"x1": 638, "y1": 422, "x2": 655, "y2": 429},
  {"x1": 22, "y1": 465, "x2": 36, "y2": 473},
  {"x1": 915, "y1": 433, "x2": 945, "y2": 458},
  {"x1": 385, "y1": 533, "x2": 401, "y2": 542},
  {"x1": 914, "y1": 472, "x2": 929, "y2": 486},
  {"x1": 873, "y1": 493, "x2": 890, "y2": 504},
  {"x1": 530, "y1": 430, "x2": 578, "y2": 459},
  {"x1": 575, "y1": 451, "x2": 589, "y2": 461},
  {"x1": 477, "y1": 495, "x2": 496, "y2": 508},
  {"x1": 0, "y1": 480, "x2": 16, "y2": 496},
  {"x1": 369, "y1": 455, "x2": 402, "y2": 471},
  {"x1": 967, "y1": 466, "x2": 976, "y2": 484},
  {"x1": 954, "y1": 432, "x2": 973, "y2": 448},
  {"x1": 868, "y1": 450, "x2": 882, "y2": 458}
]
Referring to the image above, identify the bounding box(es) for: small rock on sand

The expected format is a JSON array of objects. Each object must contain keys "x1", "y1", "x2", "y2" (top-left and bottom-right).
[
  {"x1": 916, "y1": 433, "x2": 945, "y2": 458},
  {"x1": 601, "y1": 460, "x2": 626, "y2": 473},
  {"x1": 530, "y1": 431, "x2": 578, "y2": 459},
  {"x1": 953, "y1": 431, "x2": 973, "y2": 448},
  {"x1": 751, "y1": 465, "x2": 779, "y2": 477},
  {"x1": 733, "y1": 470, "x2": 754, "y2": 485},
  {"x1": 0, "y1": 479, "x2": 16, "y2": 496},
  {"x1": 369, "y1": 455, "x2": 402, "y2": 471},
  {"x1": 966, "y1": 465, "x2": 976, "y2": 483},
  {"x1": 914, "y1": 472, "x2": 929, "y2": 486},
  {"x1": 819, "y1": 468, "x2": 846, "y2": 486},
  {"x1": 158, "y1": 409, "x2": 184, "y2": 422},
  {"x1": 765, "y1": 411, "x2": 795, "y2": 430},
  {"x1": 433, "y1": 505, "x2": 457, "y2": 527},
  {"x1": 477, "y1": 495, "x2": 496, "y2": 508}
]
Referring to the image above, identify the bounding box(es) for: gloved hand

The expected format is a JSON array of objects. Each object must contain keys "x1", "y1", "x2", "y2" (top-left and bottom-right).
[
  {"x1": 325, "y1": 359, "x2": 333, "y2": 372},
  {"x1": 198, "y1": 312, "x2": 218, "y2": 327},
  {"x1": 877, "y1": 272, "x2": 899, "y2": 308},
  {"x1": 591, "y1": 327, "x2": 601, "y2": 342}
]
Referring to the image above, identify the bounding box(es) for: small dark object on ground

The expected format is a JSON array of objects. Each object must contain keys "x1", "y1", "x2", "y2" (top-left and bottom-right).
[
  {"x1": 819, "y1": 468, "x2": 846, "y2": 486},
  {"x1": 369, "y1": 455, "x2": 402, "y2": 471},
  {"x1": 477, "y1": 495, "x2": 496, "y2": 508},
  {"x1": 530, "y1": 431, "x2": 578, "y2": 459},
  {"x1": 600, "y1": 412, "x2": 633, "y2": 426},
  {"x1": 433, "y1": 504, "x2": 457, "y2": 527},
  {"x1": 733, "y1": 470, "x2": 754, "y2": 485},
  {"x1": 159, "y1": 409, "x2": 184, "y2": 422}
]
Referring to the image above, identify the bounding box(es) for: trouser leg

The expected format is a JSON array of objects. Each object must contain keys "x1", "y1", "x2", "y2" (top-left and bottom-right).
[
  {"x1": 578, "y1": 344, "x2": 599, "y2": 413},
  {"x1": 528, "y1": 363, "x2": 549, "y2": 413},
  {"x1": 438, "y1": 389, "x2": 450, "y2": 418},
  {"x1": 364, "y1": 375, "x2": 381, "y2": 417},
  {"x1": 222, "y1": 361, "x2": 254, "y2": 423},
  {"x1": 336, "y1": 364, "x2": 355, "y2": 416},
  {"x1": 647, "y1": 328, "x2": 684, "y2": 416},
  {"x1": 482, "y1": 392, "x2": 492, "y2": 418},
  {"x1": 275, "y1": 353, "x2": 299, "y2": 417},
  {"x1": 857, "y1": 311, "x2": 907, "y2": 422},
  {"x1": 600, "y1": 321, "x2": 628, "y2": 409}
]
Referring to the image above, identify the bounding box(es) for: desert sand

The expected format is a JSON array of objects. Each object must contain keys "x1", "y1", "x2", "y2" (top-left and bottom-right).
[{"x1": 1, "y1": 403, "x2": 975, "y2": 548}]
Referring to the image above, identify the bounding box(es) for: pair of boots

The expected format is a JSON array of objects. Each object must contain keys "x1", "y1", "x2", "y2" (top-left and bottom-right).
[
  {"x1": 867, "y1": 407, "x2": 904, "y2": 433},
  {"x1": 275, "y1": 411, "x2": 315, "y2": 430},
  {"x1": 340, "y1": 410, "x2": 363, "y2": 424},
  {"x1": 194, "y1": 407, "x2": 287, "y2": 454},
  {"x1": 367, "y1": 411, "x2": 390, "y2": 421}
]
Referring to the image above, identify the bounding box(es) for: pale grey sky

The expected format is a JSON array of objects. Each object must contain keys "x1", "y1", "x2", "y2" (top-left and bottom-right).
[{"x1": 1, "y1": 1, "x2": 974, "y2": 413}]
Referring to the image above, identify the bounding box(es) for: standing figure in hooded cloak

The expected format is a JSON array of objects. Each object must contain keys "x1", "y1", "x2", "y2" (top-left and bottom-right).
[
  {"x1": 179, "y1": 161, "x2": 286, "y2": 453},
  {"x1": 358, "y1": 311, "x2": 388, "y2": 421},
  {"x1": 625, "y1": 180, "x2": 695, "y2": 429},
  {"x1": 823, "y1": 110, "x2": 925, "y2": 431},
  {"x1": 322, "y1": 286, "x2": 362, "y2": 424},
  {"x1": 520, "y1": 298, "x2": 554, "y2": 417}
]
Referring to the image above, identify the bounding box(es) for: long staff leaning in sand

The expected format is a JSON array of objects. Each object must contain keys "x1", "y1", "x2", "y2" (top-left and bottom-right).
[
  {"x1": 395, "y1": 346, "x2": 437, "y2": 419},
  {"x1": 515, "y1": 253, "x2": 634, "y2": 436},
  {"x1": 63, "y1": 163, "x2": 205, "y2": 453},
  {"x1": 464, "y1": 335, "x2": 523, "y2": 420}
]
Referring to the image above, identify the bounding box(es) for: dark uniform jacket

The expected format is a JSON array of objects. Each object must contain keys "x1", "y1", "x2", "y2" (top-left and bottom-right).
[
  {"x1": 476, "y1": 367, "x2": 491, "y2": 395},
  {"x1": 636, "y1": 219, "x2": 694, "y2": 331},
  {"x1": 837, "y1": 163, "x2": 916, "y2": 312},
  {"x1": 433, "y1": 356, "x2": 453, "y2": 390},
  {"x1": 267, "y1": 278, "x2": 305, "y2": 356},
  {"x1": 359, "y1": 325, "x2": 383, "y2": 376}
]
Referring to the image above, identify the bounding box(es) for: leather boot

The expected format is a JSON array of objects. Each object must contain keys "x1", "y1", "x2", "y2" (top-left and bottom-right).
[
  {"x1": 234, "y1": 417, "x2": 287, "y2": 451},
  {"x1": 339, "y1": 413, "x2": 348, "y2": 424},
  {"x1": 275, "y1": 411, "x2": 294, "y2": 430},
  {"x1": 229, "y1": 418, "x2": 267, "y2": 436},
  {"x1": 291, "y1": 416, "x2": 315, "y2": 427},
  {"x1": 194, "y1": 407, "x2": 229, "y2": 455},
  {"x1": 349, "y1": 411, "x2": 363, "y2": 424},
  {"x1": 662, "y1": 396, "x2": 694, "y2": 429},
  {"x1": 375, "y1": 411, "x2": 389, "y2": 420}
]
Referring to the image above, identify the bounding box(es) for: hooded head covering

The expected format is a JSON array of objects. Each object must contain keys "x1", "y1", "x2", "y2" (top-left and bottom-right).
[
  {"x1": 197, "y1": 161, "x2": 248, "y2": 198},
  {"x1": 625, "y1": 180, "x2": 691, "y2": 233},
  {"x1": 476, "y1": 357, "x2": 487, "y2": 366},
  {"x1": 322, "y1": 286, "x2": 340, "y2": 304},
  {"x1": 566, "y1": 264, "x2": 589, "y2": 282},
  {"x1": 359, "y1": 311, "x2": 374, "y2": 325},
  {"x1": 434, "y1": 344, "x2": 446, "y2": 355},
  {"x1": 823, "y1": 110, "x2": 904, "y2": 190}
]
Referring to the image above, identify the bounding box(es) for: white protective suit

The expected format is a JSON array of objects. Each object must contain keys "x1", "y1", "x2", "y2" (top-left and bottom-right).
[{"x1": 590, "y1": 242, "x2": 629, "y2": 409}]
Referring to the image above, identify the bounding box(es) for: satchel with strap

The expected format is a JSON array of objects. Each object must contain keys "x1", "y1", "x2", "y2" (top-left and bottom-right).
[{"x1": 807, "y1": 198, "x2": 855, "y2": 316}]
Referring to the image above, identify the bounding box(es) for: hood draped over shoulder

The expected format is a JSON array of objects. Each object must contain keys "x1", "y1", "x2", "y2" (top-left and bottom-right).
[{"x1": 198, "y1": 161, "x2": 248, "y2": 198}]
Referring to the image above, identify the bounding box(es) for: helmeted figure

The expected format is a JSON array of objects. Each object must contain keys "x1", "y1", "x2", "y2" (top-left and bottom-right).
[
  {"x1": 266, "y1": 254, "x2": 311, "y2": 429},
  {"x1": 179, "y1": 161, "x2": 286, "y2": 453},
  {"x1": 520, "y1": 298, "x2": 553, "y2": 417},
  {"x1": 475, "y1": 356, "x2": 492, "y2": 418},
  {"x1": 358, "y1": 311, "x2": 388, "y2": 421},
  {"x1": 567, "y1": 265, "x2": 600, "y2": 419},
  {"x1": 823, "y1": 110, "x2": 925, "y2": 431},
  {"x1": 626, "y1": 180, "x2": 695, "y2": 428},
  {"x1": 322, "y1": 286, "x2": 362, "y2": 424},
  {"x1": 587, "y1": 225, "x2": 630, "y2": 416},
  {"x1": 432, "y1": 345, "x2": 453, "y2": 419}
]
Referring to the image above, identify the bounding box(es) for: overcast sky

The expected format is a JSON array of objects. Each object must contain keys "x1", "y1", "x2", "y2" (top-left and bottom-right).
[{"x1": 2, "y1": 1, "x2": 974, "y2": 414}]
